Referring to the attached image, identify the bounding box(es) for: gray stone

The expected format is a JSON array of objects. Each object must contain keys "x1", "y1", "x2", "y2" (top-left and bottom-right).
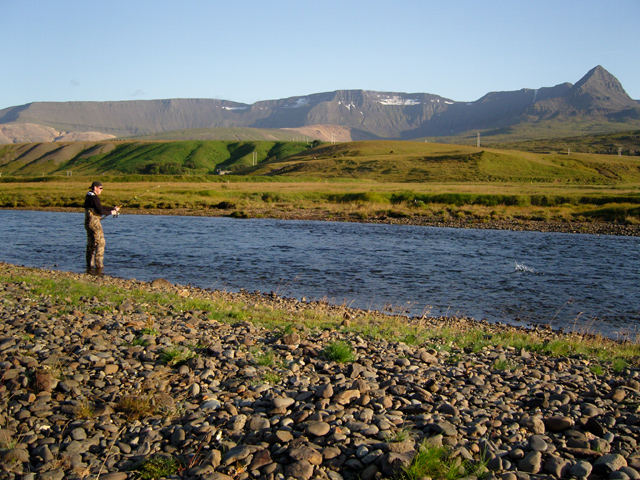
[
  {"x1": 223, "y1": 445, "x2": 259, "y2": 466},
  {"x1": 0, "y1": 448, "x2": 29, "y2": 463},
  {"x1": 381, "y1": 451, "x2": 417, "y2": 476},
  {"x1": 544, "y1": 457, "x2": 571, "y2": 477},
  {"x1": 430, "y1": 420, "x2": 457, "y2": 436},
  {"x1": 39, "y1": 471, "x2": 65, "y2": 480},
  {"x1": 290, "y1": 446, "x2": 323, "y2": 465},
  {"x1": 610, "y1": 473, "x2": 631, "y2": 480},
  {"x1": 544, "y1": 416, "x2": 573, "y2": 432},
  {"x1": 285, "y1": 459, "x2": 314, "y2": 480},
  {"x1": 99, "y1": 474, "x2": 129, "y2": 480},
  {"x1": 519, "y1": 417, "x2": 545, "y2": 434},
  {"x1": 487, "y1": 456, "x2": 503, "y2": 471},
  {"x1": 202, "y1": 474, "x2": 234, "y2": 480},
  {"x1": 518, "y1": 451, "x2": 542, "y2": 473},
  {"x1": 171, "y1": 427, "x2": 186, "y2": 446},
  {"x1": 200, "y1": 399, "x2": 221, "y2": 410},
  {"x1": 594, "y1": 454, "x2": 628, "y2": 475},
  {"x1": 570, "y1": 460, "x2": 594, "y2": 478},
  {"x1": 71, "y1": 427, "x2": 87, "y2": 441},
  {"x1": 619, "y1": 467, "x2": 640, "y2": 480},
  {"x1": 315, "y1": 383, "x2": 334, "y2": 398},
  {"x1": 249, "y1": 415, "x2": 271, "y2": 430},
  {"x1": 528, "y1": 435, "x2": 548, "y2": 452},
  {"x1": 306, "y1": 421, "x2": 331, "y2": 436},
  {"x1": 272, "y1": 396, "x2": 295, "y2": 408}
]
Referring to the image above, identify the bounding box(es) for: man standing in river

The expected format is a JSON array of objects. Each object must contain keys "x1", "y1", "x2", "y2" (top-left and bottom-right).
[{"x1": 84, "y1": 181, "x2": 119, "y2": 272}]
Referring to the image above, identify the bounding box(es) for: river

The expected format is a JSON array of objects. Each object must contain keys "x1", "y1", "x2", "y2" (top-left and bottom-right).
[{"x1": 1, "y1": 210, "x2": 638, "y2": 339}]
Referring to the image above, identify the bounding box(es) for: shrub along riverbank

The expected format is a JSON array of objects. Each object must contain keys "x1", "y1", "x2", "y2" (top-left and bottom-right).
[
  {"x1": 0, "y1": 263, "x2": 639, "y2": 479},
  {"x1": 2, "y1": 178, "x2": 640, "y2": 236}
]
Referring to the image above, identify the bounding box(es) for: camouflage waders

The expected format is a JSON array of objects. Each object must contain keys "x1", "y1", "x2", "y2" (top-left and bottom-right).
[{"x1": 85, "y1": 210, "x2": 105, "y2": 268}]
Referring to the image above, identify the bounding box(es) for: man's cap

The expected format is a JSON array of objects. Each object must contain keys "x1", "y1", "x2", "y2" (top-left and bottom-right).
[{"x1": 91, "y1": 181, "x2": 103, "y2": 188}]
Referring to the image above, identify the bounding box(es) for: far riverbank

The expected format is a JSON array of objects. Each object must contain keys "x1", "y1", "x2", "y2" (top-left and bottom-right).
[{"x1": 5, "y1": 206, "x2": 640, "y2": 236}]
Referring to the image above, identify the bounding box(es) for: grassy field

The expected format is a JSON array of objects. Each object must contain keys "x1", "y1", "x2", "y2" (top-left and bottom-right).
[
  {"x1": 490, "y1": 129, "x2": 640, "y2": 155},
  {"x1": 1, "y1": 140, "x2": 640, "y2": 225},
  {"x1": 2, "y1": 177, "x2": 640, "y2": 225}
]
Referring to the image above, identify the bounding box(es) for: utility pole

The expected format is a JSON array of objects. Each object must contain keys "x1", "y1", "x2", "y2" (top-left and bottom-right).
[{"x1": 476, "y1": 132, "x2": 480, "y2": 148}]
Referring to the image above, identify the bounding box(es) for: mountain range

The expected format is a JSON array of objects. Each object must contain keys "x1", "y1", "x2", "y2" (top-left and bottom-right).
[{"x1": 0, "y1": 66, "x2": 638, "y2": 144}]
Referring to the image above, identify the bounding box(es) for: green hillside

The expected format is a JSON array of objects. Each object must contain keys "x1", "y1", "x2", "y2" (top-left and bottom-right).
[
  {"x1": 490, "y1": 129, "x2": 640, "y2": 155},
  {"x1": 245, "y1": 140, "x2": 640, "y2": 184},
  {"x1": 0, "y1": 140, "x2": 313, "y2": 176},
  {"x1": 2, "y1": 138, "x2": 640, "y2": 187},
  {"x1": 423, "y1": 120, "x2": 640, "y2": 147}
]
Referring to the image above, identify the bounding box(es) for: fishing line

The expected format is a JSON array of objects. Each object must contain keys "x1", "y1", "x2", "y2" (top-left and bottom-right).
[{"x1": 103, "y1": 184, "x2": 164, "y2": 219}]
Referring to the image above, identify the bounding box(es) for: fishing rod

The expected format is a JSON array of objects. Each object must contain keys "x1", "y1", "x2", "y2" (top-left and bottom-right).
[{"x1": 103, "y1": 184, "x2": 164, "y2": 219}]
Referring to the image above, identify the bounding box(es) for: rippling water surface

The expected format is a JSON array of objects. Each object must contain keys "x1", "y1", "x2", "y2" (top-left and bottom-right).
[{"x1": 1, "y1": 210, "x2": 639, "y2": 338}]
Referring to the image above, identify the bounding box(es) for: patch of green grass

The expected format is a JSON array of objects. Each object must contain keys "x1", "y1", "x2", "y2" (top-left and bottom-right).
[
  {"x1": 402, "y1": 443, "x2": 486, "y2": 480},
  {"x1": 132, "y1": 455, "x2": 182, "y2": 480},
  {"x1": 130, "y1": 337, "x2": 150, "y2": 347},
  {"x1": 589, "y1": 364, "x2": 605, "y2": 375},
  {"x1": 160, "y1": 347, "x2": 197, "y2": 367},
  {"x1": 19, "y1": 333, "x2": 34, "y2": 343},
  {"x1": 322, "y1": 340, "x2": 356, "y2": 363},
  {"x1": 254, "y1": 349, "x2": 276, "y2": 367},
  {"x1": 384, "y1": 426, "x2": 416, "y2": 443},
  {"x1": 493, "y1": 359, "x2": 518, "y2": 371},
  {"x1": 262, "y1": 372, "x2": 282, "y2": 384},
  {"x1": 612, "y1": 358, "x2": 629, "y2": 373}
]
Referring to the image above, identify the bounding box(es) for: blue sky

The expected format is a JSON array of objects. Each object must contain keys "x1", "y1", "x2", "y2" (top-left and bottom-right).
[{"x1": 2, "y1": 0, "x2": 639, "y2": 110}]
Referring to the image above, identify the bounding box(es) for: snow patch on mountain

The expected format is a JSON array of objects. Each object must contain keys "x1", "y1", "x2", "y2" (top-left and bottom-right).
[
  {"x1": 377, "y1": 95, "x2": 421, "y2": 106},
  {"x1": 284, "y1": 98, "x2": 311, "y2": 108}
]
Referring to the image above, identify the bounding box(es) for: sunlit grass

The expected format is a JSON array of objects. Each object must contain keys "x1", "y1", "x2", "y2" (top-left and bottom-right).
[
  {"x1": 402, "y1": 443, "x2": 487, "y2": 480},
  {"x1": 1, "y1": 175, "x2": 640, "y2": 224},
  {"x1": 322, "y1": 340, "x2": 356, "y2": 363}
]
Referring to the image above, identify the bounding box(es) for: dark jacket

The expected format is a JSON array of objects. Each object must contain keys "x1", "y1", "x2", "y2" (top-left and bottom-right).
[{"x1": 84, "y1": 191, "x2": 113, "y2": 216}]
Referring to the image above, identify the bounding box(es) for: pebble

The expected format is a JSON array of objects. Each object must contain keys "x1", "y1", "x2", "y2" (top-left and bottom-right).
[{"x1": 0, "y1": 263, "x2": 639, "y2": 480}]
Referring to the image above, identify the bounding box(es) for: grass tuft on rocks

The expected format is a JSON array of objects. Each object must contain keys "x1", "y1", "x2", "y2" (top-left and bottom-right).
[
  {"x1": 322, "y1": 340, "x2": 356, "y2": 363},
  {"x1": 116, "y1": 395, "x2": 155, "y2": 421},
  {"x1": 131, "y1": 455, "x2": 182, "y2": 479},
  {"x1": 73, "y1": 399, "x2": 96, "y2": 420},
  {"x1": 160, "y1": 346, "x2": 197, "y2": 367},
  {"x1": 401, "y1": 443, "x2": 487, "y2": 480},
  {"x1": 253, "y1": 348, "x2": 276, "y2": 366}
]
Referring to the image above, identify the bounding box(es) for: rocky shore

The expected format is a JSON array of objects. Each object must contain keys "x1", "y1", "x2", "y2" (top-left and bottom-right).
[{"x1": 1, "y1": 264, "x2": 639, "y2": 480}]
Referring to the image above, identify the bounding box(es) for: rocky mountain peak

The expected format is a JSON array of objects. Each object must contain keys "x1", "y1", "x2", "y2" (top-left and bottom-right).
[{"x1": 566, "y1": 65, "x2": 636, "y2": 110}]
